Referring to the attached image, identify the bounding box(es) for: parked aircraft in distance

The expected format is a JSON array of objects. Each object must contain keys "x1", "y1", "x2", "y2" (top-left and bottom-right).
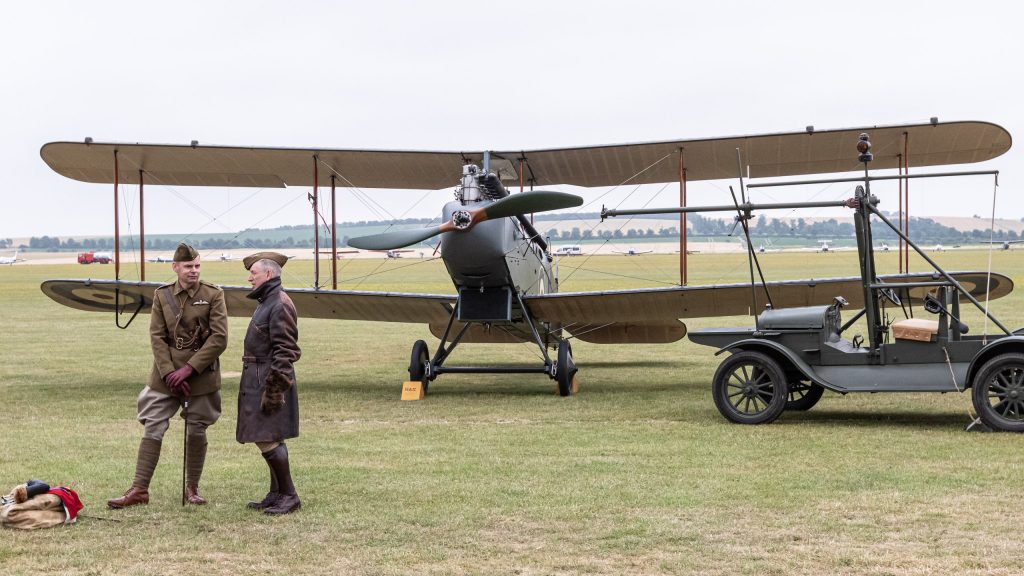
[
  {"x1": 614, "y1": 247, "x2": 652, "y2": 256},
  {"x1": 984, "y1": 240, "x2": 1024, "y2": 250},
  {"x1": 0, "y1": 250, "x2": 24, "y2": 265}
]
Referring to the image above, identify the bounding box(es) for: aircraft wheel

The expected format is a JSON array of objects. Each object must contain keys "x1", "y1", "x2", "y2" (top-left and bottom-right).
[
  {"x1": 409, "y1": 340, "x2": 430, "y2": 394},
  {"x1": 786, "y1": 380, "x2": 825, "y2": 411},
  {"x1": 555, "y1": 339, "x2": 577, "y2": 397},
  {"x1": 971, "y1": 353, "x2": 1024, "y2": 432},
  {"x1": 712, "y1": 351, "x2": 788, "y2": 424}
]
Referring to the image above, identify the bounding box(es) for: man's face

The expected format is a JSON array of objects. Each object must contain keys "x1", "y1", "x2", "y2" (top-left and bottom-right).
[
  {"x1": 172, "y1": 258, "x2": 201, "y2": 288},
  {"x1": 248, "y1": 262, "x2": 272, "y2": 290}
]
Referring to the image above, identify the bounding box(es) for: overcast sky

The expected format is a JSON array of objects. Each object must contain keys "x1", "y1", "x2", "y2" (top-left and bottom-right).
[{"x1": 3, "y1": 1, "x2": 1022, "y2": 239}]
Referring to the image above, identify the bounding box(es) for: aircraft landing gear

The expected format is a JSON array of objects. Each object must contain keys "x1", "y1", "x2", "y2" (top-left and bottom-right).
[
  {"x1": 555, "y1": 338, "x2": 578, "y2": 397},
  {"x1": 409, "y1": 339, "x2": 430, "y2": 394}
]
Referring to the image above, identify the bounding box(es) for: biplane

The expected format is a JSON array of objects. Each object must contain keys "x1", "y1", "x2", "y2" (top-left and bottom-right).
[{"x1": 39, "y1": 120, "x2": 1014, "y2": 396}]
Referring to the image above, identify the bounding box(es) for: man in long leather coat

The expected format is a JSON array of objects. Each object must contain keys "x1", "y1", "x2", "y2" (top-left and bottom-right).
[
  {"x1": 108, "y1": 243, "x2": 228, "y2": 508},
  {"x1": 239, "y1": 252, "x2": 302, "y2": 515}
]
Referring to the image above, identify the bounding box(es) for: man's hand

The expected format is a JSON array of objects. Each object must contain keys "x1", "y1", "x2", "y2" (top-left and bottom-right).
[{"x1": 164, "y1": 364, "x2": 195, "y2": 396}]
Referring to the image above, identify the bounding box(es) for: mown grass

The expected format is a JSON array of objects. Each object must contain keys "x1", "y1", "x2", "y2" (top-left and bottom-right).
[{"x1": 1, "y1": 250, "x2": 1022, "y2": 575}]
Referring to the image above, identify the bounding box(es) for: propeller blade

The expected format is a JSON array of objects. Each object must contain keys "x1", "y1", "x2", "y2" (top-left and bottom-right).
[
  {"x1": 481, "y1": 191, "x2": 583, "y2": 221},
  {"x1": 347, "y1": 224, "x2": 448, "y2": 250},
  {"x1": 348, "y1": 191, "x2": 581, "y2": 250}
]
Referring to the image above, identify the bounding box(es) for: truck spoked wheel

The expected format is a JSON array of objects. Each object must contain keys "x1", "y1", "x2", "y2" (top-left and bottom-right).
[
  {"x1": 972, "y1": 353, "x2": 1024, "y2": 432},
  {"x1": 786, "y1": 381, "x2": 824, "y2": 411},
  {"x1": 712, "y1": 351, "x2": 789, "y2": 424}
]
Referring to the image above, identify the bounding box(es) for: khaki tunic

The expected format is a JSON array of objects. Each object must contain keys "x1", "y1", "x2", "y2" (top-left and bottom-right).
[{"x1": 149, "y1": 279, "x2": 229, "y2": 397}]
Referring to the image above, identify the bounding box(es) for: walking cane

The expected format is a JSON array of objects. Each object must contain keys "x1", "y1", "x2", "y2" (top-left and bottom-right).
[{"x1": 182, "y1": 399, "x2": 189, "y2": 506}]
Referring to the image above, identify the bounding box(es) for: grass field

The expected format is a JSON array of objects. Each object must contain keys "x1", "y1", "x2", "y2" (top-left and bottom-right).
[{"x1": 1, "y1": 250, "x2": 1022, "y2": 575}]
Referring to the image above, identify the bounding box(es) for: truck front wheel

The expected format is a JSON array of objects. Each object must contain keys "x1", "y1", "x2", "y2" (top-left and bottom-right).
[
  {"x1": 972, "y1": 353, "x2": 1024, "y2": 432},
  {"x1": 712, "y1": 351, "x2": 789, "y2": 424}
]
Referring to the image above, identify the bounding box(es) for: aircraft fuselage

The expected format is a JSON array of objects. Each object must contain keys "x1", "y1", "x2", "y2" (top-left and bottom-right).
[{"x1": 440, "y1": 199, "x2": 554, "y2": 298}]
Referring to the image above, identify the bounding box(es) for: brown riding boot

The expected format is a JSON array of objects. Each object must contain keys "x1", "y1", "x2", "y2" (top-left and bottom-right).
[
  {"x1": 247, "y1": 447, "x2": 281, "y2": 510},
  {"x1": 185, "y1": 434, "x2": 208, "y2": 505},
  {"x1": 107, "y1": 486, "x2": 149, "y2": 509},
  {"x1": 108, "y1": 438, "x2": 160, "y2": 509},
  {"x1": 263, "y1": 444, "x2": 301, "y2": 515},
  {"x1": 185, "y1": 484, "x2": 207, "y2": 505}
]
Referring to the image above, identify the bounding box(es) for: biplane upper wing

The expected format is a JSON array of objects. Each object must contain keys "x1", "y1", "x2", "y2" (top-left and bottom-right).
[
  {"x1": 525, "y1": 271, "x2": 1014, "y2": 344},
  {"x1": 40, "y1": 120, "x2": 1010, "y2": 190},
  {"x1": 42, "y1": 271, "x2": 1012, "y2": 345}
]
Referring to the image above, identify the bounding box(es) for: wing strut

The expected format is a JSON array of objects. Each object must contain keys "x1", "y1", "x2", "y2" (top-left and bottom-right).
[
  {"x1": 331, "y1": 174, "x2": 338, "y2": 290},
  {"x1": 114, "y1": 149, "x2": 120, "y2": 280},
  {"x1": 110, "y1": 148, "x2": 150, "y2": 327},
  {"x1": 679, "y1": 148, "x2": 687, "y2": 286},
  {"x1": 902, "y1": 132, "x2": 910, "y2": 273},
  {"x1": 312, "y1": 156, "x2": 320, "y2": 288},
  {"x1": 139, "y1": 169, "x2": 146, "y2": 281}
]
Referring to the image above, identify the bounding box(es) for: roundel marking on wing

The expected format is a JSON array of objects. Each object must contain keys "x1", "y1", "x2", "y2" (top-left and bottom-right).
[{"x1": 43, "y1": 281, "x2": 151, "y2": 313}]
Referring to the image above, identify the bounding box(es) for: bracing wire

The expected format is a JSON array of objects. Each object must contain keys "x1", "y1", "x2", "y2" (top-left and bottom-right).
[
  {"x1": 118, "y1": 182, "x2": 140, "y2": 279},
  {"x1": 114, "y1": 154, "x2": 317, "y2": 287}
]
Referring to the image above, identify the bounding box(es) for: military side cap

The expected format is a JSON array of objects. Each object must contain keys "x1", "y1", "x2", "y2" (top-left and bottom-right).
[
  {"x1": 244, "y1": 251, "x2": 289, "y2": 270},
  {"x1": 173, "y1": 243, "x2": 199, "y2": 262}
]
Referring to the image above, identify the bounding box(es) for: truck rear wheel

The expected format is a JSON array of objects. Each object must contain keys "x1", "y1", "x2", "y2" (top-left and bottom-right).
[
  {"x1": 786, "y1": 381, "x2": 824, "y2": 411},
  {"x1": 712, "y1": 351, "x2": 789, "y2": 424}
]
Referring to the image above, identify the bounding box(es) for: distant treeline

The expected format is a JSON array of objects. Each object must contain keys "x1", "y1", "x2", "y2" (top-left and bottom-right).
[
  {"x1": 541, "y1": 214, "x2": 1021, "y2": 242},
  {"x1": 14, "y1": 214, "x2": 1023, "y2": 251},
  {"x1": 22, "y1": 235, "x2": 351, "y2": 252}
]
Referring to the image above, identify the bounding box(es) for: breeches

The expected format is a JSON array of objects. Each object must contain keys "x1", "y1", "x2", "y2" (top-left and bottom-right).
[{"x1": 136, "y1": 386, "x2": 221, "y2": 441}]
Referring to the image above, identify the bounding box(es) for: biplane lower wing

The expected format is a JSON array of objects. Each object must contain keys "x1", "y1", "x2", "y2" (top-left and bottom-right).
[
  {"x1": 526, "y1": 271, "x2": 1014, "y2": 344},
  {"x1": 42, "y1": 271, "x2": 1011, "y2": 344},
  {"x1": 40, "y1": 280, "x2": 456, "y2": 324}
]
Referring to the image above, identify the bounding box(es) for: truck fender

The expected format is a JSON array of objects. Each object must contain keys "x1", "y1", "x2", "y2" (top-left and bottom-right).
[
  {"x1": 716, "y1": 339, "x2": 841, "y2": 393},
  {"x1": 965, "y1": 335, "x2": 1024, "y2": 388}
]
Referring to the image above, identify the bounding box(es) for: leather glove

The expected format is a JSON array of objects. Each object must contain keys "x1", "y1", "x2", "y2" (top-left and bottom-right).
[
  {"x1": 165, "y1": 364, "x2": 194, "y2": 396},
  {"x1": 260, "y1": 370, "x2": 291, "y2": 415}
]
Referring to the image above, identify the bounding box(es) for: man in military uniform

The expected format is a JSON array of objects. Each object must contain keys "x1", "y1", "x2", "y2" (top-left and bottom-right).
[
  {"x1": 238, "y1": 252, "x2": 302, "y2": 515},
  {"x1": 108, "y1": 243, "x2": 228, "y2": 508}
]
